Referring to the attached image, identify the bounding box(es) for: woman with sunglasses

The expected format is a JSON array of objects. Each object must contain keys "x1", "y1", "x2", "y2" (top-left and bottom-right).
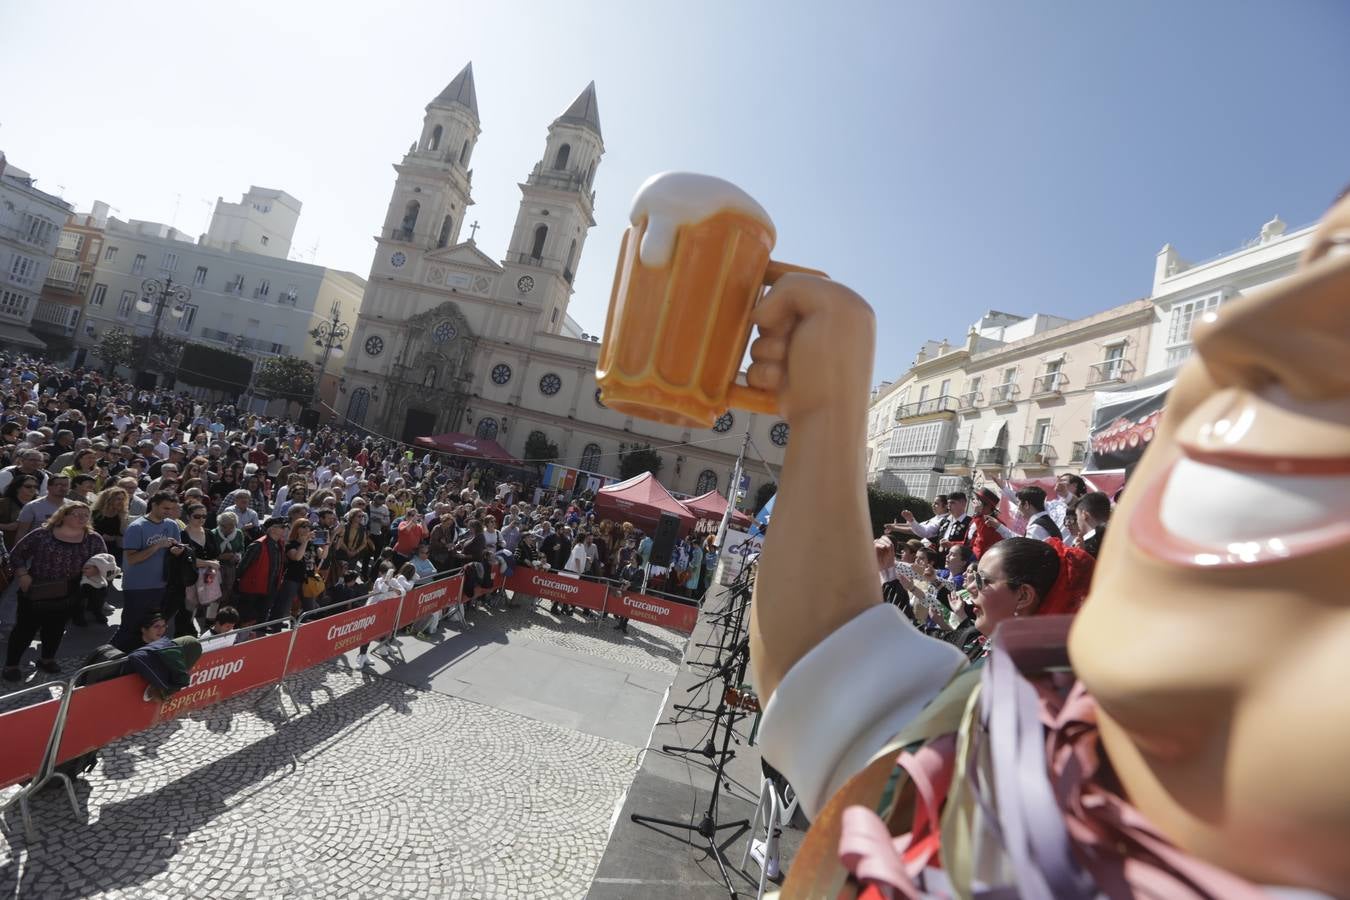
[
  {"x1": 163, "y1": 502, "x2": 217, "y2": 634},
  {"x1": 967, "y1": 536, "x2": 1094, "y2": 640}
]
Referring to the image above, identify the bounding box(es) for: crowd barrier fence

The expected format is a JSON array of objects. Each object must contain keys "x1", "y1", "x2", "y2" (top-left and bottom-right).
[{"x1": 0, "y1": 565, "x2": 699, "y2": 839}]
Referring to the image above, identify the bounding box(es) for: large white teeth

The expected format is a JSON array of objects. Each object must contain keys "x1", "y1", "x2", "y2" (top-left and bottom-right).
[{"x1": 1159, "y1": 457, "x2": 1350, "y2": 545}]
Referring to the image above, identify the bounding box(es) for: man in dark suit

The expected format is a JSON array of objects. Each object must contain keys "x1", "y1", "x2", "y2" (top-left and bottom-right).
[{"x1": 1076, "y1": 491, "x2": 1112, "y2": 558}]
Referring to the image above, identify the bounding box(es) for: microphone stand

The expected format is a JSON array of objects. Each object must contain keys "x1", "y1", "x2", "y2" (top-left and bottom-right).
[
  {"x1": 631, "y1": 622, "x2": 753, "y2": 900},
  {"x1": 671, "y1": 575, "x2": 752, "y2": 719}
]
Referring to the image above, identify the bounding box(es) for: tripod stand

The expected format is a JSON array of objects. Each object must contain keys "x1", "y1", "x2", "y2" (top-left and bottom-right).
[
  {"x1": 632, "y1": 633, "x2": 753, "y2": 899},
  {"x1": 671, "y1": 578, "x2": 752, "y2": 719}
]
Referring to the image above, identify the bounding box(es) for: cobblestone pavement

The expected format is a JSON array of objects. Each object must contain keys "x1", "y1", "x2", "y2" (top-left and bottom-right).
[
  {"x1": 1, "y1": 592, "x2": 686, "y2": 704},
  {"x1": 475, "y1": 597, "x2": 684, "y2": 674},
  {"x1": 1, "y1": 665, "x2": 638, "y2": 899},
  {"x1": 0, "y1": 599, "x2": 687, "y2": 899}
]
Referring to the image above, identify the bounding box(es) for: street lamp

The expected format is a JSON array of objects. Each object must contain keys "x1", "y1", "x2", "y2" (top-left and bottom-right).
[
  {"x1": 309, "y1": 300, "x2": 351, "y2": 411},
  {"x1": 136, "y1": 277, "x2": 191, "y2": 383}
]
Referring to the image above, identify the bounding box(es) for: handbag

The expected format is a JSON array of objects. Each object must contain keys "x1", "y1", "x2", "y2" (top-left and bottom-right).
[
  {"x1": 187, "y1": 565, "x2": 223, "y2": 609},
  {"x1": 26, "y1": 577, "x2": 74, "y2": 615},
  {"x1": 302, "y1": 574, "x2": 326, "y2": 600}
]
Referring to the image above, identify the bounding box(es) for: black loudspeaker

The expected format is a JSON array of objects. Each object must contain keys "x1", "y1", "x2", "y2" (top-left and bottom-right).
[
  {"x1": 649, "y1": 512, "x2": 681, "y2": 568},
  {"x1": 299, "y1": 408, "x2": 321, "y2": 429}
]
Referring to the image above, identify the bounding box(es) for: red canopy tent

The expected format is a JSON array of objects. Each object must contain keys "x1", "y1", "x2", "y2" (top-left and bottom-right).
[
  {"x1": 413, "y1": 432, "x2": 522, "y2": 465},
  {"x1": 683, "y1": 490, "x2": 753, "y2": 529},
  {"x1": 593, "y1": 472, "x2": 696, "y2": 534}
]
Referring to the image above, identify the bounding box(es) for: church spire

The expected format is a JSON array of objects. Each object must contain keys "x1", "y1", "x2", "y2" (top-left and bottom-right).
[
  {"x1": 432, "y1": 62, "x2": 478, "y2": 118},
  {"x1": 553, "y1": 81, "x2": 601, "y2": 139}
]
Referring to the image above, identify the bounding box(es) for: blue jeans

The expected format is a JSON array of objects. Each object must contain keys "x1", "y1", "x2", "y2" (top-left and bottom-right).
[{"x1": 115, "y1": 587, "x2": 167, "y2": 650}]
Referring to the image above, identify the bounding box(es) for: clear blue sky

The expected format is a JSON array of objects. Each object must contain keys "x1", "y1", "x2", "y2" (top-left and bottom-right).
[{"x1": 4, "y1": 1, "x2": 1347, "y2": 384}]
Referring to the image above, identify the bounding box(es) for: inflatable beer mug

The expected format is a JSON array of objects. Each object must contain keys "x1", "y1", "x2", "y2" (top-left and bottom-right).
[{"x1": 596, "y1": 172, "x2": 824, "y2": 428}]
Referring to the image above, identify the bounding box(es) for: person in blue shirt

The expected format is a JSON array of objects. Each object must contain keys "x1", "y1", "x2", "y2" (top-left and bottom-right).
[{"x1": 115, "y1": 492, "x2": 184, "y2": 649}]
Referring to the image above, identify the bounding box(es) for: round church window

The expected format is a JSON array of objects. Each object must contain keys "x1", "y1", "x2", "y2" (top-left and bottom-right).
[
  {"x1": 433, "y1": 321, "x2": 457, "y2": 343},
  {"x1": 539, "y1": 373, "x2": 563, "y2": 396},
  {"x1": 770, "y1": 422, "x2": 790, "y2": 447},
  {"x1": 491, "y1": 363, "x2": 512, "y2": 385},
  {"x1": 713, "y1": 412, "x2": 734, "y2": 433}
]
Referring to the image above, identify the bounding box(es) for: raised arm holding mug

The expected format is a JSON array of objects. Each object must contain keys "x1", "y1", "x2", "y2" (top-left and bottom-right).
[{"x1": 600, "y1": 173, "x2": 1350, "y2": 896}]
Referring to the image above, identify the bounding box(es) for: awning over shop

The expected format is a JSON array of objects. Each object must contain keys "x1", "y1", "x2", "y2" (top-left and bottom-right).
[
  {"x1": 412, "y1": 432, "x2": 522, "y2": 465},
  {"x1": 0, "y1": 324, "x2": 49, "y2": 351}
]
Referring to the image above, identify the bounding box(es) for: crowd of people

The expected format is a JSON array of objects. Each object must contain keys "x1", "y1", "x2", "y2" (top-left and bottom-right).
[
  {"x1": 0, "y1": 356, "x2": 719, "y2": 683},
  {"x1": 873, "y1": 473, "x2": 1109, "y2": 660}
]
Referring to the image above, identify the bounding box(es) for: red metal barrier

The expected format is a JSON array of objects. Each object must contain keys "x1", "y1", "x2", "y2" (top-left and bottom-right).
[
  {"x1": 503, "y1": 569, "x2": 608, "y2": 613},
  {"x1": 53, "y1": 631, "x2": 294, "y2": 767},
  {"x1": 611, "y1": 591, "x2": 699, "y2": 633},
  {"x1": 398, "y1": 574, "x2": 465, "y2": 624},
  {"x1": 284, "y1": 596, "x2": 401, "y2": 675},
  {"x1": 0, "y1": 568, "x2": 701, "y2": 814},
  {"x1": 0, "y1": 697, "x2": 61, "y2": 790}
]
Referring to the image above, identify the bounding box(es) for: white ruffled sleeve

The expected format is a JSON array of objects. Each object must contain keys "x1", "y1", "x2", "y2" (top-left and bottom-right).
[{"x1": 757, "y1": 604, "x2": 967, "y2": 820}]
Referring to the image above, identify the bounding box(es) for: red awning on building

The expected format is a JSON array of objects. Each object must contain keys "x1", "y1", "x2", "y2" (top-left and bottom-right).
[
  {"x1": 412, "y1": 432, "x2": 522, "y2": 465},
  {"x1": 593, "y1": 472, "x2": 696, "y2": 534},
  {"x1": 683, "y1": 490, "x2": 753, "y2": 529}
]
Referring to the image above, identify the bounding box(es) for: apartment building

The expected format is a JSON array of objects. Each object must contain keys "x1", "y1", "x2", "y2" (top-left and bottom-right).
[{"x1": 0, "y1": 154, "x2": 73, "y2": 352}]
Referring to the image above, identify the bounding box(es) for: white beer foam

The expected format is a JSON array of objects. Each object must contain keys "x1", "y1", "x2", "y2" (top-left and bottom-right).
[{"x1": 629, "y1": 172, "x2": 775, "y2": 268}]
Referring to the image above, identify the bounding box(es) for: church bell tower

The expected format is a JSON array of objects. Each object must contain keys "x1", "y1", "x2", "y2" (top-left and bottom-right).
[
  {"x1": 375, "y1": 62, "x2": 481, "y2": 276},
  {"x1": 503, "y1": 82, "x2": 604, "y2": 333}
]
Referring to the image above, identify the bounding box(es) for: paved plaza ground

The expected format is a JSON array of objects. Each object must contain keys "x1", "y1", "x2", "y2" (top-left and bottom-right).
[{"x1": 0, "y1": 599, "x2": 688, "y2": 899}]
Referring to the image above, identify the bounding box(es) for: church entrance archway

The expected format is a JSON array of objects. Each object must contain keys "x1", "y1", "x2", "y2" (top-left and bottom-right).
[{"x1": 402, "y1": 408, "x2": 437, "y2": 445}]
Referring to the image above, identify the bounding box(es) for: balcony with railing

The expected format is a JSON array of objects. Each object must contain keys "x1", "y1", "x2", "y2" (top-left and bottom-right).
[
  {"x1": 515, "y1": 253, "x2": 546, "y2": 267},
  {"x1": 886, "y1": 453, "x2": 945, "y2": 472},
  {"x1": 1070, "y1": 440, "x2": 1088, "y2": 464},
  {"x1": 1030, "y1": 372, "x2": 1066, "y2": 398},
  {"x1": 976, "y1": 447, "x2": 1007, "y2": 467},
  {"x1": 944, "y1": 449, "x2": 974, "y2": 471},
  {"x1": 32, "y1": 300, "x2": 79, "y2": 335},
  {"x1": 990, "y1": 383, "x2": 1019, "y2": 406},
  {"x1": 1017, "y1": 443, "x2": 1057, "y2": 467},
  {"x1": 957, "y1": 391, "x2": 982, "y2": 412},
  {"x1": 895, "y1": 394, "x2": 960, "y2": 421},
  {"x1": 389, "y1": 227, "x2": 414, "y2": 242},
  {"x1": 200, "y1": 329, "x2": 291, "y2": 357},
  {"x1": 43, "y1": 259, "x2": 80, "y2": 291},
  {"x1": 1087, "y1": 358, "x2": 1135, "y2": 386},
  {"x1": 528, "y1": 164, "x2": 597, "y2": 206}
]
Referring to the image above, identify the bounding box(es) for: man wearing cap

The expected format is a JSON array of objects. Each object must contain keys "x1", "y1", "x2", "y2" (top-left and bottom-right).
[{"x1": 235, "y1": 517, "x2": 289, "y2": 626}]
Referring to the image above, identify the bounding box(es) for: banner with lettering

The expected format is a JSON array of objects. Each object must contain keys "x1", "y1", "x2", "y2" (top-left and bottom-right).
[
  {"x1": 52, "y1": 632, "x2": 293, "y2": 766},
  {"x1": 612, "y1": 591, "x2": 699, "y2": 633},
  {"x1": 398, "y1": 574, "x2": 465, "y2": 624},
  {"x1": 503, "y1": 569, "x2": 609, "y2": 612},
  {"x1": 285, "y1": 596, "x2": 401, "y2": 674}
]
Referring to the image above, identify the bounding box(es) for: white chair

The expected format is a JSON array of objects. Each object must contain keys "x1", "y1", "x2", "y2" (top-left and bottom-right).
[{"x1": 740, "y1": 774, "x2": 798, "y2": 898}]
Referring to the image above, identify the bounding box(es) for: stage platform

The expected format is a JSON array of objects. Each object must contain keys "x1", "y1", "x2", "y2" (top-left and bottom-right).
[{"x1": 587, "y1": 582, "x2": 805, "y2": 899}]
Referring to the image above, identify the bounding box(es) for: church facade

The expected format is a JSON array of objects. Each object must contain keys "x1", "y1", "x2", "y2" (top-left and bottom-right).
[{"x1": 339, "y1": 64, "x2": 787, "y2": 501}]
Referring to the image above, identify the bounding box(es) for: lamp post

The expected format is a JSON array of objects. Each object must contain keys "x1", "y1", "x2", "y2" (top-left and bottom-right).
[
  {"x1": 135, "y1": 277, "x2": 191, "y2": 384},
  {"x1": 309, "y1": 300, "x2": 350, "y2": 415}
]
